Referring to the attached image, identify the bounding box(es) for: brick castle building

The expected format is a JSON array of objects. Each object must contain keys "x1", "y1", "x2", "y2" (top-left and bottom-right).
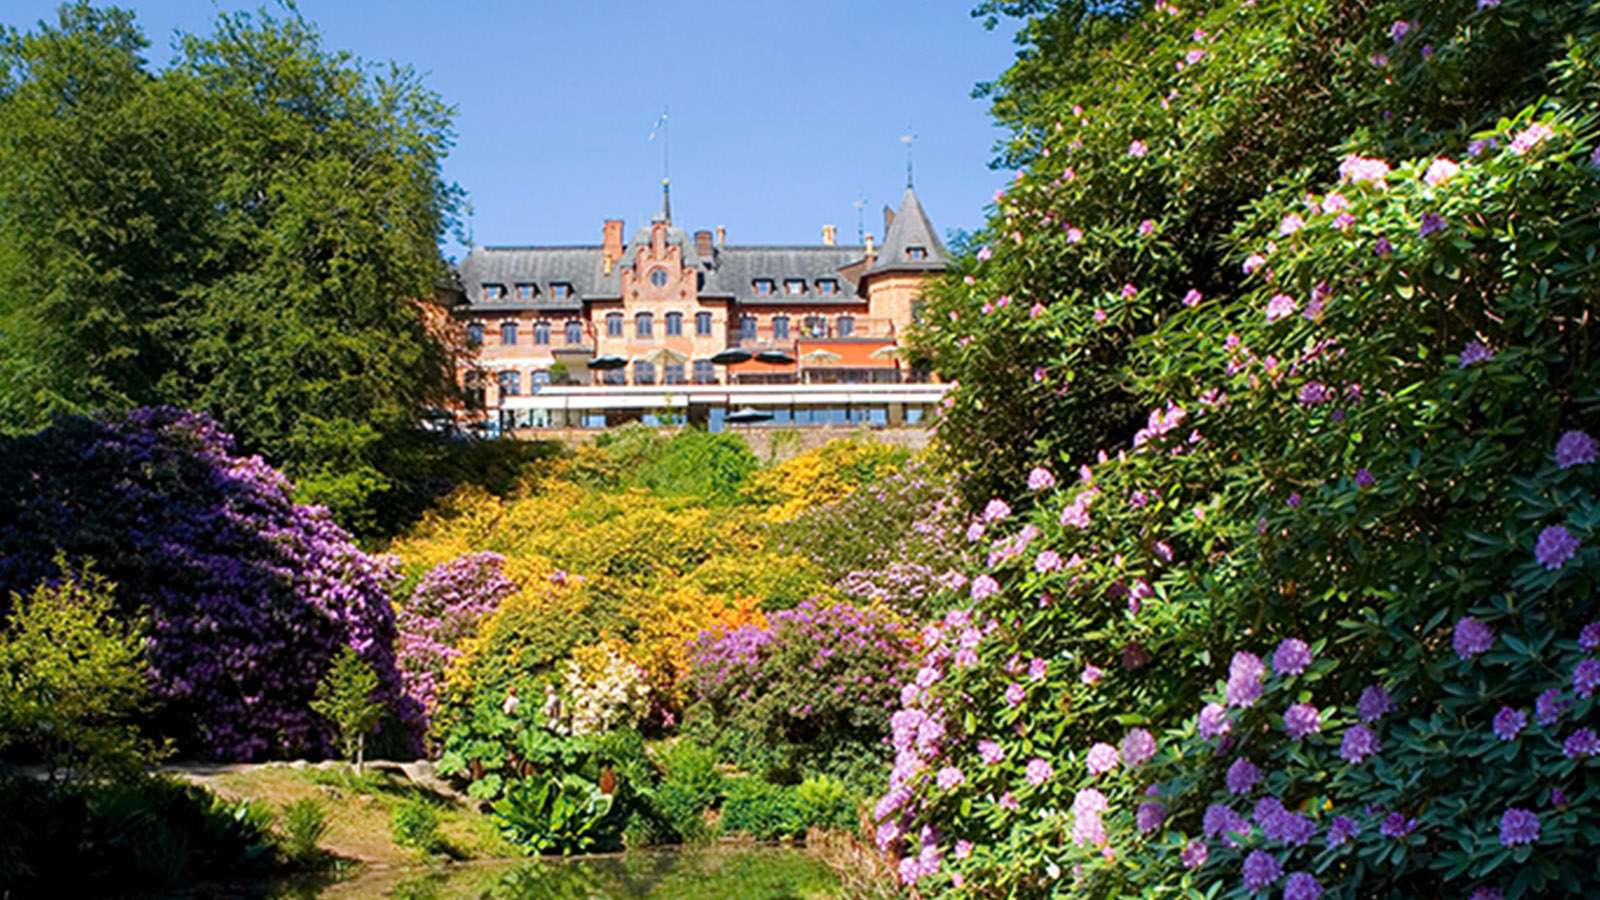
[{"x1": 450, "y1": 184, "x2": 950, "y2": 433}]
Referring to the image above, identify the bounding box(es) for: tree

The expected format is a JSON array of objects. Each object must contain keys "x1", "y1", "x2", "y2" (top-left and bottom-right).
[
  {"x1": 311, "y1": 647, "x2": 385, "y2": 772},
  {"x1": 0, "y1": 558, "x2": 160, "y2": 781},
  {"x1": 0, "y1": 2, "x2": 464, "y2": 531}
]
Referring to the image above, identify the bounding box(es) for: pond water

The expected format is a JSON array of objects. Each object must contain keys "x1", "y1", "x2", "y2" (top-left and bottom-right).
[{"x1": 264, "y1": 846, "x2": 841, "y2": 900}]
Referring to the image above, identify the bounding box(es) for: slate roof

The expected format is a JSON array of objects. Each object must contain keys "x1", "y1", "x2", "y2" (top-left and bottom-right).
[
  {"x1": 457, "y1": 247, "x2": 602, "y2": 312},
  {"x1": 455, "y1": 189, "x2": 941, "y2": 311},
  {"x1": 703, "y1": 246, "x2": 868, "y2": 305},
  {"x1": 866, "y1": 186, "x2": 950, "y2": 276}
]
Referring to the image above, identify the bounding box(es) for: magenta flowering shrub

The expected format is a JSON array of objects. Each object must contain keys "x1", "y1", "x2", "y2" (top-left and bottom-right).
[
  {"x1": 0, "y1": 408, "x2": 410, "y2": 760},
  {"x1": 394, "y1": 551, "x2": 517, "y2": 730},
  {"x1": 689, "y1": 599, "x2": 916, "y2": 782},
  {"x1": 871, "y1": 0, "x2": 1600, "y2": 895}
]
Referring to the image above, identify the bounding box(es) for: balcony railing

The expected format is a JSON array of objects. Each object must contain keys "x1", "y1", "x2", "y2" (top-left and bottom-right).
[{"x1": 730, "y1": 317, "x2": 896, "y2": 347}]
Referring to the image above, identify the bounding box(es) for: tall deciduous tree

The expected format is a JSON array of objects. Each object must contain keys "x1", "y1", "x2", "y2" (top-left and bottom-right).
[{"x1": 0, "y1": 2, "x2": 463, "y2": 530}]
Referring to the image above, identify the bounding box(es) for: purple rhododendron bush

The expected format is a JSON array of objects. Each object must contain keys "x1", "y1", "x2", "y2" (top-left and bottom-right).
[
  {"x1": 884, "y1": 1, "x2": 1600, "y2": 898},
  {"x1": 690, "y1": 600, "x2": 918, "y2": 786},
  {"x1": 0, "y1": 408, "x2": 411, "y2": 760}
]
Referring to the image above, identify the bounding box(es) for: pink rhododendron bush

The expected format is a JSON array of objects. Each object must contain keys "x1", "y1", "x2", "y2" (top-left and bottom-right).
[{"x1": 889, "y1": 1, "x2": 1600, "y2": 897}]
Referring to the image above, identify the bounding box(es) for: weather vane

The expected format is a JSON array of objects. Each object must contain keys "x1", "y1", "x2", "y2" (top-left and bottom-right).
[{"x1": 901, "y1": 127, "x2": 916, "y2": 189}]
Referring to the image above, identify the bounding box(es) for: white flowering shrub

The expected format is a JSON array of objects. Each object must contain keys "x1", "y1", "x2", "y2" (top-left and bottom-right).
[{"x1": 555, "y1": 641, "x2": 651, "y2": 737}]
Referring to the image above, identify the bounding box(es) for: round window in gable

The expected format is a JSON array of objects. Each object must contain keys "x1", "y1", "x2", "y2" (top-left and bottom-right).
[{"x1": 649, "y1": 268, "x2": 669, "y2": 287}]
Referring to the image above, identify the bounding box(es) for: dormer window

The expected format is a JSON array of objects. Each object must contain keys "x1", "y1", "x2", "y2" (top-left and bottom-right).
[
  {"x1": 784, "y1": 279, "x2": 806, "y2": 296},
  {"x1": 516, "y1": 283, "x2": 535, "y2": 300},
  {"x1": 753, "y1": 279, "x2": 774, "y2": 296},
  {"x1": 482, "y1": 283, "x2": 506, "y2": 301},
  {"x1": 906, "y1": 246, "x2": 929, "y2": 261},
  {"x1": 817, "y1": 279, "x2": 838, "y2": 296},
  {"x1": 551, "y1": 283, "x2": 572, "y2": 300}
]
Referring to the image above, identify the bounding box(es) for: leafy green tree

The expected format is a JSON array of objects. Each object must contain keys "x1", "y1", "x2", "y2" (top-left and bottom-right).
[
  {"x1": 310, "y1": 646, "x2": 385, "y2": 772},
  {"x1": 0, "y1": 2, "x2": 463, "y2": 531},
  {"x1": 0, "y1": 558, "x2": 160, "y2": 780}
]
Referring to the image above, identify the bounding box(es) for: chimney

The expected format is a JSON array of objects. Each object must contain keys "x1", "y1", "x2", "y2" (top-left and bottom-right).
[
  {"x1": 695, "y1": 229, "x2": 714, "y2": 258},
  {"x1": 865, "y1": 233, "x2": 875, "y2": 260},
  {"x1": 822, "y1": 225, "x2": 837, "y2": 246},
  {"x1": 716, "y1": 225, "x2": 726, "y2": 247},
  {"x1": 602, "y1": 219, "x2": 624, "y2": 269}
]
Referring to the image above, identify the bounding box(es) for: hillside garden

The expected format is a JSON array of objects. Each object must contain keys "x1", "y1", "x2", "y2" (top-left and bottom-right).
[{"x1": 2, "y1": 0, "x2": 1600, "y2": 898}]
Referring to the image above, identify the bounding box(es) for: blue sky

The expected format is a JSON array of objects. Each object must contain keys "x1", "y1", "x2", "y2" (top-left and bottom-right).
[{"x1": 5, "y1": 1, "x2": 1022, "y2": 260}]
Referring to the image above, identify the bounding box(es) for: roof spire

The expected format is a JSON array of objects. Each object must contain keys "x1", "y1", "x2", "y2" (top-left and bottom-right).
[
  {"x1": 901, "y1": 128, "x2": 916, "y2": 189},
  {"x1": 649, "y1": 107, "x2": 670, "y2": 222}
]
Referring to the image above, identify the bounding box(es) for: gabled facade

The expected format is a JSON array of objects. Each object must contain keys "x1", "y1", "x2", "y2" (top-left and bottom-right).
[{"x1": 451, "y1": 186, "x2": 950, "y2": 433}]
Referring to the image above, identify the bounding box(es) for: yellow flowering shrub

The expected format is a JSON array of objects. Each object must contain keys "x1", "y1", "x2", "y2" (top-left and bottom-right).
[{"x1": 742, "y1": 439, "x2": 907, "y2": 522}]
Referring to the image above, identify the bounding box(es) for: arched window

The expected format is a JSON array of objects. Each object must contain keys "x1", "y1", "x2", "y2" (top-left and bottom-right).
[
  {"x1": 606, "y1": 313, "x2": 623, "y2": 337},
  {"x1": 565, "y1": 320, "x2": 583, "y2": 344},
  {"x1": 634, "y1": 360, "x2": 656, "y2": 385},
  {"x1": 836, "y1": 315, "x2": 855, "y2": 337},
  {"x1": 666, "y1": 312, "x2": 683, "y2": 336},
  {"x1": 695, "y1": 311, "x2": 713, "y2": 336},
  {"x1": 636, "y1": 312, "x2": 653, "y2": 338},
  {"x1": 466, "y1": 322, "x2": 484, "y2": 346},
  {"x1": 533, "y1": 321, "x2": 551, "y2": 345},
  {"x1": 740, "y1": 315, "x2": 757, "y2": 340},
  {"x1": 772, "y1": 316, "x2": 790, "y2": 340},
  {"x1": 500, "y1": 321, "x2": 518, "y2": 345},
  {"x1": 497, "y1": 369, "x2": 520, "y2": 397}
]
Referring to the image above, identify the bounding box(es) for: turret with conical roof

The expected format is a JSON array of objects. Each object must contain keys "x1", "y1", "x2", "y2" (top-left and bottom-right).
[
  {"x1": 858, "y1": 186, "x2": 946, "y2": 340},
  {"x1": 866, "y1": 186, "x2": 949, "y2": 277}
]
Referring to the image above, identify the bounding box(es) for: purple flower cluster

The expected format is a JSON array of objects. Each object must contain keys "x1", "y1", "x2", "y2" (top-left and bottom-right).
[
  {"x1": 1536, "y1": 525, "x2": 1580, "y2": 570},
  {"x1": 1226, "y1": 651, "x2": 1266, "y2": 707},
  {"x1": 1242, "y1": 850, "x2": 1282, "y2": 891},
  {"x1": 395, "y1": 552, "x2": 517, "y2": 730},
  {"x1": 1340, "y1": 724, "x2": 1379, "y2": 764},
  {"x1": 1273, "y1": 638, "x2": 1313, "y2": 676},
  {"x1": 1499, "y1": 808, "x2": 1540, "y2": 846},
  {"x1": 1284, "y1": 703, "x2": 1321, "y2": 739},
  {"x1": 0, "y1": 408, "x2": 410, "y2": 760},
  {"x1": 1227, "y1": 758, "x2": 1261, "y2": 794},
  {"x1": 1556, "y1": 430, "x2": 1598, "y2": 469},
  {"x1": 1453, "y1": 617, "x2": 1494, "y2": 660}
]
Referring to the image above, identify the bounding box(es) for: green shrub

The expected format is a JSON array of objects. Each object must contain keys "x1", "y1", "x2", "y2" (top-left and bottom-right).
[
  {"x1": 0, "y1": 775, "x2": 274, "y2": 895},
  {"x1": 389, "y1": 796, "x2": 441, "y2": 854},
  {"x1": 653, "y1": 741, "x2": 722, "y2": 842},
  {"x1": 793, "y1": 775, "x2": 857, "y2": 833},
  {"x1": 491, "y1": 772, "x2": 622, "y2": 855},
  {"x1": 720, "y1": 777, "x2": 799, "y2": 842},
  {"x1": 280, "y1": 797, "x2": 329, "y2": 866},
  {"x1": 0, "y1": 558, "x2": 158, "y2": 781}
]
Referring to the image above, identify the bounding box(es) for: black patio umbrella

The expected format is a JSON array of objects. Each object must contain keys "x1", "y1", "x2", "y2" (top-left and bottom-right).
[
  {"x1": 755, "y1": 350, "x2": 795, "y2": 365},
  {"x1": 586, "y1": 355, "x2": 627, "y2": 370},
  {"x1": 709, "y1": 349, "x2": 752, "y2": 365},
  {"x1": 725, "y1": 406, "x2": 773, "y2": 424}
]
